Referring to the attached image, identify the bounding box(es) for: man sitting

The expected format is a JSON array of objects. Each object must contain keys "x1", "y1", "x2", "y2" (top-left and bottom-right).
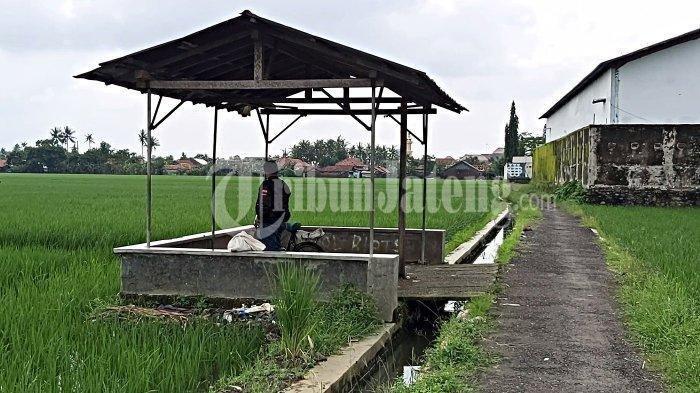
[{"x1": 255, "y1": 161, "x2": 291, "y2": 251}]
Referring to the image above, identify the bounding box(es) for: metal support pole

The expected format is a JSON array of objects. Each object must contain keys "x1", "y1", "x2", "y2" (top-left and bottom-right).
[
  {"x1": 421, "y1": 113, "x2": 429, "y2": 264},
  {"x1": 211, "y1": 108, "x2": 218, "y2": 250},
  {"x1": 369, "y1": 82, "x2": 377, "y2": 259},
  {"x1": 398, "y1": 99, "x2": 408, "y2": 277},
  {"x1": 146, "y1": 87, "x2": 152, "y2": 247},
  {"x1": 265, "y1": 114, "x2": 270, "y2": 160}
]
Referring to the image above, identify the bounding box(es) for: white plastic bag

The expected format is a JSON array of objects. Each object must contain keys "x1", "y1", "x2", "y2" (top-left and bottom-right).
[{"x1": 227, "y1": 231, "x2": 266, "y2": 252}]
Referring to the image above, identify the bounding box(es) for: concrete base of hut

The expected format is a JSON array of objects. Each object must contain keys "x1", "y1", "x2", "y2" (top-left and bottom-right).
[{"x1": 114, "y1": 225, "x2": 445, "y2": 322}]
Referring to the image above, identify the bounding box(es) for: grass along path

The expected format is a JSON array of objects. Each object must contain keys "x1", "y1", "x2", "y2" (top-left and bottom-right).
[
  {"x1": 564, "y1": 203, "x2": 700, "y2": 392},
  {"x1": 390, "y1": 184, "x2": 539, "y2": 393},
  {"x1": 0, "y1": 173, "x2": 501, "y2": 391}
]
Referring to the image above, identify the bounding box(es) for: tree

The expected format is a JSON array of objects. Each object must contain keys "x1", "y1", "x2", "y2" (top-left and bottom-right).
[
  {"x1": 63, "y1": 126, "x2": 77, "y2": 150},
  {"x1": 85, "y1": 134, "x2": 95, "y2": 150},
  {"x1": 50, "y1": 127, "x2": 63, "y2": 146},
  {"x1": 504, "y1": 101, "x2": 519, "y2": 163},
  {"x1": 148, "y1": 136, "x2": 160, "y2": 152},
  {"x1": 138, "y1": 130, "x2": 147, "y2": 157},
  {"x1": 518, "y1": 132, "x2": 545, "y2": 156}
]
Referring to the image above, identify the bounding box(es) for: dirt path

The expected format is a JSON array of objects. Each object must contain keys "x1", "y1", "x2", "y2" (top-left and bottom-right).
[{"x1": 479, "y1": 206, "x2": 662, "y2": 392}]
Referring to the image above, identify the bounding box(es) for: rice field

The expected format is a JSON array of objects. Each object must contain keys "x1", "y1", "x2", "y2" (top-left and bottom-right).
[
  {"x1": 574, "y1": 204, "x2": 700, "y2": 392},
  {"x1": 0, "y1": 173, "x2": 503, "y2": 392}
]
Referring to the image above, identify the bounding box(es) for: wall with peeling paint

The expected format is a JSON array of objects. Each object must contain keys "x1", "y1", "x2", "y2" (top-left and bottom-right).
[{"x1": 534, "y1": 124, "x2": 700, "y2": 205}]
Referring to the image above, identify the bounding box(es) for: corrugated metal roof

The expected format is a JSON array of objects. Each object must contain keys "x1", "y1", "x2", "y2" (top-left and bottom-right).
[
  {"x1": 76, "y1": 10, "x2": 466, "y2": 113},
  {"x1": 541, "y1": 27, "x2": 700, "y2": 119}
]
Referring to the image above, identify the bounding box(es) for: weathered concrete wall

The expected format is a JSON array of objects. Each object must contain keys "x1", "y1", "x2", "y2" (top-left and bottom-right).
[
  {"x1": 165, "y1": 225, "x2": 445, "y2": 264},
  {"x1": 309, "y1": 227, "x2": 444, "y2": 264},
  {"x1": 116, "y1": 247, "x2": 398, "y2": 322},
  {"x1": 533, "y1": 124, "x2": 700, "y2": 205}
]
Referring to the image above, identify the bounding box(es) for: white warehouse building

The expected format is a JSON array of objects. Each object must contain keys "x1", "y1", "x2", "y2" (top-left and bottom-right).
[{"x1": 541, "y1": 28, "x2": 700, "y2": 141}]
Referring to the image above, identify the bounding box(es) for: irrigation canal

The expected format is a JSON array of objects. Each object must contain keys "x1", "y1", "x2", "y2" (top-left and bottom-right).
[{"x1": 344, "y1": 217, "x2": 510, "y2": 392}]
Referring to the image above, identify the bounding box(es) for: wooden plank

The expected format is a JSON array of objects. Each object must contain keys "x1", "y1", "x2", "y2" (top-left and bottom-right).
[
  {"x1": 398, "y1": 264, "x2": 497, "y2": 300},
  {"x1": 148, "y1": 78, "x2": 377, "y2": 90},
  {"x1": 259, "y1": 108, "x2": 436, "y2": 116}
]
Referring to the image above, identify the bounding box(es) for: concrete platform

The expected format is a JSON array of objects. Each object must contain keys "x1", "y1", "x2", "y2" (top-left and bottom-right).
[{"x1": 398, "y1": 264, "x2": 498, "y2": 300}]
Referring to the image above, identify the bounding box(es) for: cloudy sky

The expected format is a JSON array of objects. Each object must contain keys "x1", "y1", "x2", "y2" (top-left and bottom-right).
[{"x1": 1, "y1": 0, "x2": 698, "y2": 159}]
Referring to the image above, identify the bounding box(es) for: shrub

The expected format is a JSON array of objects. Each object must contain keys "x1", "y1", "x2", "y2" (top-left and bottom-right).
[
  {"x1": 272, "y1": 263, "x2": 320, "y2": 359},
  {"x1": 554, "y1": 181, "x2": 586, "y2": 202}
]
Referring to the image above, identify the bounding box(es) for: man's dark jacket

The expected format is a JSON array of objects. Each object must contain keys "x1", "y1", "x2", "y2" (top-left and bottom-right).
[{"x1": 256, "y1": 176, "x2": 291, "y2": 225}]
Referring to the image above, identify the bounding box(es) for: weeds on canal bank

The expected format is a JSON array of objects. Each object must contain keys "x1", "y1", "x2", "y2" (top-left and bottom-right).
[
  {"x1": 392, "y1": 185, "x2": 540, "y2": 393},
  {"x1": 215, "y1": 285, "x2": 381, "y2": 392},
  {"x1": 563, "y1": 203, "x2": 700, "y2": 392},
  {"x1": 392, "y1": 296, "x2": 494, "y2": 393},
  {"x1": 272, "y1": 263, "x2": 320, "y2": 359}
]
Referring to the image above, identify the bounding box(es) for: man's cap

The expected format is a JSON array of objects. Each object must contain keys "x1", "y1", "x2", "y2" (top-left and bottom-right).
[{"x1": 263, "y1": 160, "x2": 278, "y2": 175}]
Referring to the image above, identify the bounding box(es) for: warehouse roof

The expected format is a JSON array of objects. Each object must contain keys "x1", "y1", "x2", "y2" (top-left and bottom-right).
[{"x1": 541, "y1": 27, "x2": 700, "y2": 119}]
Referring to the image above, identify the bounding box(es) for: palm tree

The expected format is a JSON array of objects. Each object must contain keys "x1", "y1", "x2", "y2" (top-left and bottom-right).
[
  {"x1": 63, "y1": 126, "x2": 76, "y2": 150},
  {"x1": 50, "y1": 127, "x2": 62, "y2": 146},
  {"x1": 138, "y1": 129, "x2": 147, "y2": 157},
  {"x1": 85, "y1": 134, "x2": 95, "y2": 150},
  {"x1": 148, "y1": 136, "x2": 160, "y2": 152}
]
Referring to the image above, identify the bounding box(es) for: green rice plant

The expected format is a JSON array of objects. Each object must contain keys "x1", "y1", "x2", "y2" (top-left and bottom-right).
[
  {"x1": 0, "y1": 173, "x2": 501, "y2": 390},
  {"x1": 563, "y1": 203, "x2": 700, "y2": 391},
  {"x1": 272, "y1": 262, "x2": 320, "y2": 360}
]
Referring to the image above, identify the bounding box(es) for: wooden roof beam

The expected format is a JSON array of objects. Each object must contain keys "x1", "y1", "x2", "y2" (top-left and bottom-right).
[{"x1": 146, "y1": 78, "x2": 381, "y2": 90}]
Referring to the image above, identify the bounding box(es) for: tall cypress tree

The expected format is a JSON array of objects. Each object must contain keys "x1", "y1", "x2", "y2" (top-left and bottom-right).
[{"x1": 504, "y1": 101, "x2": 519, "y2": 162}]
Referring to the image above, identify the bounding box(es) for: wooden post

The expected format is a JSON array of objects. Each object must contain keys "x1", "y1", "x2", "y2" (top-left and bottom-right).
[
  {"x1": 211, "y1": 108, "x2": 218, "y2": 250},
  {"x1": 421, "y1": 112, "x2": 428, "y2": 264},
  {"x1": 253, "y1": 32, "x2": 263, "y2": 81},
  {"x1": 369, "y1": 82, "x2": 377, "y2": 259},
  {"x1": 398, "y1": 99, "x2": 408, "y2": 277},
  {"x1": 146, "y1": 87, "x2": 152, "y2": 248}
]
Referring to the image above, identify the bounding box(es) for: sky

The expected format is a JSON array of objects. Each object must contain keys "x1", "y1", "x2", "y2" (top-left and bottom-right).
[{"x1": 1, "y1": 0, "x2": 698, "y2": 159}]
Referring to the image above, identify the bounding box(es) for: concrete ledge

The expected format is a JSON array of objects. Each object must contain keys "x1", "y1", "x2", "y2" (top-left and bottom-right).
[
  {"x1": 117, "y1": 249, "x2": 398, "y2": 322},
  {"x1": 445, "y1": 209, "x2": 510, "y2": 264},
  {"x1": 285, "y1": 323, "x2": 399, "y2": 393},
  {"x1": 117, "y1": 224, "x2": 445, "y2": 264}
]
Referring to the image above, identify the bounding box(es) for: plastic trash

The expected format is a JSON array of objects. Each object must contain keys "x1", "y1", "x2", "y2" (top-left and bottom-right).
[
  {"x1": 227, "y1": 231, "x2": 266, "y2": 252},
  {"x1": 403, "y1": 366, "x2": 421, "y2": 385},
  {"x1": 296, "y1": 227, "x2": 325, "y2": 241},
  {"x1": 223, "y1": 303, "x2": 274, "y2": 322}
]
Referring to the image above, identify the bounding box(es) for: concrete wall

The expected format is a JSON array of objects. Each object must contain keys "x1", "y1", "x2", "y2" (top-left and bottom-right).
[
  {"x1": 116, "y1": 247, "x2": 399, "y2": 322},
  {"x1": 165, "y1": 225, "x2": 445, "y2": 265},
  {"x1": 311, "y1": 227, "x2": 444, "y2": 264},
  {"x1": 616, "y1": 38, "x2": 700, "y2": 124},
  {"x1": 534, "y1": 124, "x2": 700, "y2": 205},
  {"x1": 546, "y1": 70, "x2": 612, "y2": 141}
]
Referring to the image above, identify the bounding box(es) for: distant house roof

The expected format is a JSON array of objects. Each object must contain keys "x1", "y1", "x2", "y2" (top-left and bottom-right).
[
  {"x1": 541, "y1": 27, "x2": 700, "y2": 119},
  {"x1": 436, "y1": 156, "x2": 457, "y2": 166},
  {"x1": 0, "y1": 159, "x2": 6, "y2": 168},
  {"x1": 176, "y1": 158, "x2": 203, "y2": 167},
  {"x1": 277, "y1": 156, "x2": 311, "y2": 168},
  {"x1": 491, "y1": 147, "x2": 504, "y2": 156},
  {"x1": 335, "y1": 157, "x2": 365, "y2": 167},
  {"x1": 445, "y1": 160, "x2": 482, "y2": 172}
]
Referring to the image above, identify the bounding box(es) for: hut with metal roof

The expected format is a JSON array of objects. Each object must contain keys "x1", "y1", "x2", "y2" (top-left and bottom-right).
[{"x1": 78, "y1": 11, "x2": 466, "y2": 316}]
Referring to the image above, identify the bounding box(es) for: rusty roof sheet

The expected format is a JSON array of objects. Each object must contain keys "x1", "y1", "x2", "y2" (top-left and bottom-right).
[{"x1": 76, "y1": 10, "x2": 466, "y2": 113}]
